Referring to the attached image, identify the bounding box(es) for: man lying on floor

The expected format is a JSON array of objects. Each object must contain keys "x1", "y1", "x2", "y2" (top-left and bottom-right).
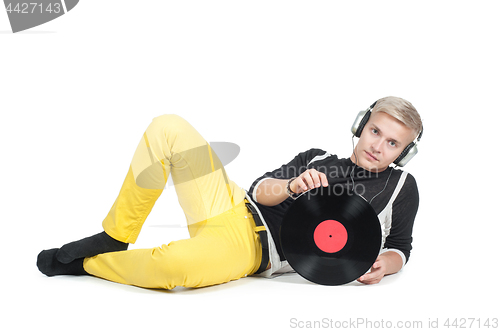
[{"x1": 37, "y1": 96, "x2": 422, "y2": 288}]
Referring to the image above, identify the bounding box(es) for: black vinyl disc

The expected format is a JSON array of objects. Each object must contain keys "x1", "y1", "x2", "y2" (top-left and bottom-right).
[{"x1": 280, "y1": 188, "x2": 381, "y2": 285}]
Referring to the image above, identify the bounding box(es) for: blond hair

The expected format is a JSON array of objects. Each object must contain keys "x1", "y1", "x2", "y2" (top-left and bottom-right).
[{"x1": 372, "y1": 96, "x2": 422, "y2": 138}]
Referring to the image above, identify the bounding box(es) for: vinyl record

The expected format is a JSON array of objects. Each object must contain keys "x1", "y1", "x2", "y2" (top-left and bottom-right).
[{"x1": 280, "y1": 188, "x2": 381, "y2": 285}]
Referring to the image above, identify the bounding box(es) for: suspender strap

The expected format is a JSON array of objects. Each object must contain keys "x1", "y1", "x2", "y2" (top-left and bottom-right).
[
  {"x1": 245, "y1": 202, "x2": 270, "y2": 274},
  {"x1": 389, "y1": 171, "x2": 408, "y2": 205}
]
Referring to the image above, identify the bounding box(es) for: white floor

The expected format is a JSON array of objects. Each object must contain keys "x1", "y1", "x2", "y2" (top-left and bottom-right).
[{"x1": 2, "y1": 1, "x2": 499, "y2": 331}]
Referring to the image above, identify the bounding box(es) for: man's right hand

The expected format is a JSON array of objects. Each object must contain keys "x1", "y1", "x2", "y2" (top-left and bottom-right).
[
  {"x1": 289, "y1": 169, "x2": 329, "y2": 194},
  {"x1": 253, "y1": 169, "x2": 329, "y2": 206}
]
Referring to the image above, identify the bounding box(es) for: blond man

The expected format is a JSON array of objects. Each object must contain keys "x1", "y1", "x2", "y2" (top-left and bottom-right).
[{"x1": 37, "y1": 96, "x2": 422, "y2": 287}]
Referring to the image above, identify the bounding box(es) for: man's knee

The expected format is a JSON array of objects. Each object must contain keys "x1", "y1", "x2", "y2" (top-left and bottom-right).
[{"x1": 150, "y1": 114, "x2": 192, "y2": 135}]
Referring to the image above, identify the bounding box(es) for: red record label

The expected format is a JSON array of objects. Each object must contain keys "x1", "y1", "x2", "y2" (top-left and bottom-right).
[{"x1": 313, "y1": 220, "x2": 348, "y2": 253}]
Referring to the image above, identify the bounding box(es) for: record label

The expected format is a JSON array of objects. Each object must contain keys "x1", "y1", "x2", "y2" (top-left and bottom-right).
[{"x1": 313, "y1": 220, "x2": 348, "y2": 253}]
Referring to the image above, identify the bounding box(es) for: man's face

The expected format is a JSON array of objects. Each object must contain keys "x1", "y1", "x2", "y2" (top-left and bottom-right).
[{"x1": 351, "y1": 111, "x2": 415, "y2": 172}]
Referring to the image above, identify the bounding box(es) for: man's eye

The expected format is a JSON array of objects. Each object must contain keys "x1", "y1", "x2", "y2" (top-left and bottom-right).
[
  {"x1": 388, "y1": 141, "x2": 396, "y2": 147},
  {"x1": 371, "y1": 128, "x2": 378, "y2": 135}
]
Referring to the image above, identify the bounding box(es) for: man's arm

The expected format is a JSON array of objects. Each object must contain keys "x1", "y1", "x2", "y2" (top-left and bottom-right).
[{"x1": 254, "y1": 169, "x2": 329, "y2": 206}]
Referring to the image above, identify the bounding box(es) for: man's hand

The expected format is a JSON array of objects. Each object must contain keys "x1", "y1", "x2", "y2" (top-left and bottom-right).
[
  {"x1": 255, "y1": 169, "x2": 328, "y2": 206},
  {"x1": 357, "y1": 251, "x2": 403, "y2": 285},
  {"x1": 357, "y1": 256, "x2": 387, "y2": 285},
  {"x1": 290, "y1": 169, "x2": 329, "y2": 194}
]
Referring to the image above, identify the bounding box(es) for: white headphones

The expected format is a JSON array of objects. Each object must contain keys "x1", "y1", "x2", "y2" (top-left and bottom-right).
[{"x1": 351, "y1": 101, "x2": 423, "y2": 167}]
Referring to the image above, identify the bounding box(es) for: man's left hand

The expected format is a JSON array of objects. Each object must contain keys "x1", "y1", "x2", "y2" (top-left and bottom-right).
[
  {"x1": 357, "y1": 256, "x2": 387, "y2": 285},
  {"x1": 357, "y1": 251, "x2": 404, "y2": 285}
]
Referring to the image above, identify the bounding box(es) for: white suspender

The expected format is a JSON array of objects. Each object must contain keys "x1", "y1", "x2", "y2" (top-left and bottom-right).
[
  {"x1": 378, "y1": 170, "x2": 409, "y2": 265},
  {"x1": 389, "y1": 171, "x2": 408, "y2": 205}
]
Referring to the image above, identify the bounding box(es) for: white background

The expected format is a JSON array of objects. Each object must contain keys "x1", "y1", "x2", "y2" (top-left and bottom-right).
[{"x1": 1, "y1": 1, "x2": 499, "y2": 331}]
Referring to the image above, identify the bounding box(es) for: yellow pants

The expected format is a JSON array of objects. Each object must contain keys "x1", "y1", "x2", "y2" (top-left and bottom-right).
[{"x1": 83, "y1": 115, "x2": 262, "y2": 289}]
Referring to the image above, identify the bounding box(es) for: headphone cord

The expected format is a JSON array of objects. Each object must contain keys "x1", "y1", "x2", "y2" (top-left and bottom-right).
[{"x1": 369, "y1": 167, "x2": 394, "y2": 204}]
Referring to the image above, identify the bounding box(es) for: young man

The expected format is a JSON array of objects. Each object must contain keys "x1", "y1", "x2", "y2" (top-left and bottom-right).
[{"x1": 37, "y1": 96, "x2": 421, "y2": 288}]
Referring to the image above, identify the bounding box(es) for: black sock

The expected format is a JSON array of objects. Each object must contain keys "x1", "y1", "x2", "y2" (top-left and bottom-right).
[
  {"x1": 56, "y1": 231, "x2": 129, "y2": 264},
  {"x1": 37, "y1": 249, "x2": 89, "y2": 277}
]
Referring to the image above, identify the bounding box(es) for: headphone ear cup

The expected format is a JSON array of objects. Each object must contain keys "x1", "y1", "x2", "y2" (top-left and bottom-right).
[
  {"x1": 394, "y1": 143, "x2": 418, "y2": 167},
  {"x1": 351, "y1": 110, "x2": 371, "y2": 137}
]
